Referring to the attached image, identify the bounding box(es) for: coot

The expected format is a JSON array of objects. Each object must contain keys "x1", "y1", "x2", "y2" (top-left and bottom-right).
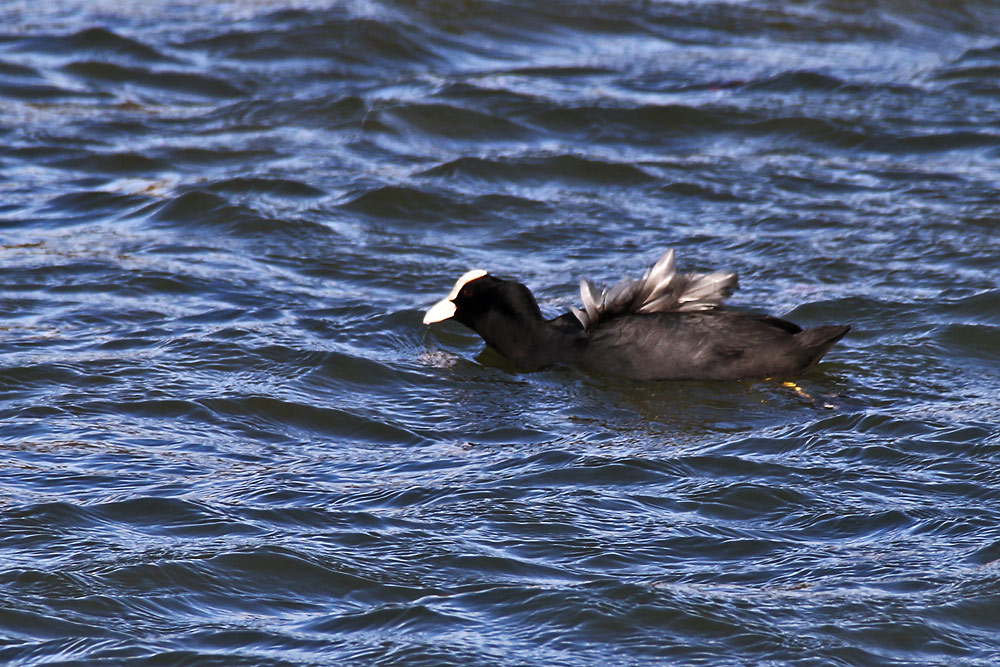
[{"x1": 423, "y1": 249, "x2": 849, "y2": 380}]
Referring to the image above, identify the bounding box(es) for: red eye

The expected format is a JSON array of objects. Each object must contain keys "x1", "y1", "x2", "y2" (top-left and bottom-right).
[{"x1": 461, "y1": 287, "x2": 472, "y2": 298}]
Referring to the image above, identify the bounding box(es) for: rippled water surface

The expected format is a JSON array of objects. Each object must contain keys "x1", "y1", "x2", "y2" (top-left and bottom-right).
[{"x1": 2, "y1": 1, "x2": 1000, "y2": 664}]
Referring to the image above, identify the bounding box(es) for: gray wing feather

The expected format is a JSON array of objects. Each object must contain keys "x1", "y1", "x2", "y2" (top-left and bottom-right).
[
  {"x1": 675, "y1": 271, "x2": 739, "y2": 311},
  {"x1": 580, "y1": 278, "x2": 602, "y2": 327},
  {"x1": 570, "y1": 306, "x2": 590, "y2": 329},
  {"x1": 632, "y1": 248, "x2": 675, "y2": 308},
  {"x1": 605, "y1": 277, "x2": 641, "y2": 311},
  {"x1": 573, "y1": 248, "x2": 738, "y2": 331}
]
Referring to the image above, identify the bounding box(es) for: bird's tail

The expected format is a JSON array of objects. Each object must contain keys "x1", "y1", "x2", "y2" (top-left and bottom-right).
[{"x1": 794, "y1": 325, "x2": 850, "y2": 368}]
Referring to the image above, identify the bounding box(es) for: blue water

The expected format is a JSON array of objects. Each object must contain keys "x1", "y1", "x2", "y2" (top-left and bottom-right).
[{"x1": 1, "y1": 1, "x2": 999, "y2": 665}]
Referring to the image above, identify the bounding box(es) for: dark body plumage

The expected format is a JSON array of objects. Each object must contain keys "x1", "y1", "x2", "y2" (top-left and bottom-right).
[{"x1": 424, "y1": 252, "x2": 849, "y2": 381}]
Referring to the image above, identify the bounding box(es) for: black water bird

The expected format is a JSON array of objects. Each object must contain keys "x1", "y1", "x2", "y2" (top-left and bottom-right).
[{"x1": 423, "y1": 249, "x2": 849, "y2": 380}]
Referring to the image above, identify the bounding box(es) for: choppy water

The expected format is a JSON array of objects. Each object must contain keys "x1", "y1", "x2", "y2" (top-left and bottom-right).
[{"x1": 2, "y1": 1, "x2": 1000, "y2": 664}]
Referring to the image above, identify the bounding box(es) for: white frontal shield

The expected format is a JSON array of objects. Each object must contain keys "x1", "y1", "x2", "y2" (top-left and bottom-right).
[{"x1": 422, "y1": 269, "x2": 488, "y2": 324}]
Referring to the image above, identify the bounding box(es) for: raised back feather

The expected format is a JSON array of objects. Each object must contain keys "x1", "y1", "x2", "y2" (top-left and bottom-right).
[{"x1": 571, "y1": 248, "x2": 738, "y2": 331}]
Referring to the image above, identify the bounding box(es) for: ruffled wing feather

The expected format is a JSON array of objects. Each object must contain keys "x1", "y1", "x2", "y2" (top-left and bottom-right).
[{"x1": 574, "y1": 248, "x2": 738, "y2": 331}]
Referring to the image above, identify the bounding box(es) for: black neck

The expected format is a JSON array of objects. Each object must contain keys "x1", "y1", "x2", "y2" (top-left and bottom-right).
[{"x1": 467, "y1": 282, "x2": 576, "y2": 370}]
